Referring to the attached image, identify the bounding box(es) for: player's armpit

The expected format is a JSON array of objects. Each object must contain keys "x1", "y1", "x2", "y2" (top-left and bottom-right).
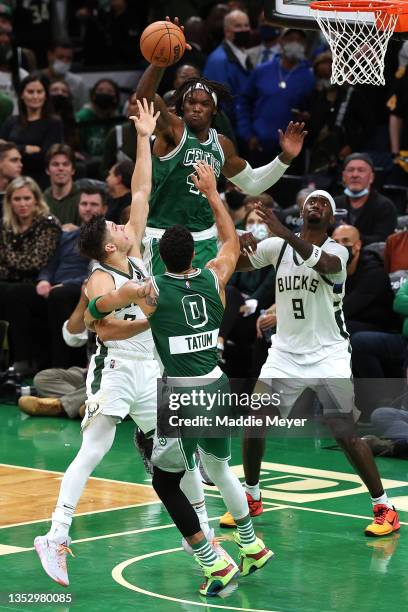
[{"x1": 218, "y1": 134, "x2": 246, "y2": 177}]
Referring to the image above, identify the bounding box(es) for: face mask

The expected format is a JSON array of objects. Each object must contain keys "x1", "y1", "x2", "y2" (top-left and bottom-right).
[
  {"x1": 259, "y1": 25, "x2": 281, "y2": 42},
  {"x1": 247, "y1": 222, "x2": 269, "y2": 242},
  {"x1": 51, "y1": 94, "x2": 72, "y2": 113},
  {"x1": 0, "y1": 43, "x2": 12, "y2": 64},
  {"x1": 344, "y1": 187, "x2": 369, "y2": 198},
  {"x1": 52, "y1": 60, "x2": 71, "y2": 76},
  {"x1": 345, "y1": 245, "x2": 354, "y2": 262},
  {"x1": 233, "y1": 30, "x2": 251, "y2": 48},
  {"x1": 282, "y1": 41, "x2": 305, "y2": 62},
  {"x1": 94, "y1": 93, "x2": 116, "y2": 109}
]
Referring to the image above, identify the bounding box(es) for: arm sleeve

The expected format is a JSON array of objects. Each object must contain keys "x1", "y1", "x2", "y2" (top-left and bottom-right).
[
  {"x1": 321, "y1": 241, "x2": 348, "y2": 283},
  {"x1": 229, "y1": 158, "x2": 290, "y2": 196},
  {"x1": 248, "y1": 237, "x2": 284, "y2": 269},
  {"x1": 62, "y1": 320, "x2": 88, "y2": 347}
]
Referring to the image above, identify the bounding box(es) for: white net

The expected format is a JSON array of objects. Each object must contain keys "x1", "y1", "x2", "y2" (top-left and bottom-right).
[{"x1": 313, "y1": 6, "x2": 398, "y2": 85}]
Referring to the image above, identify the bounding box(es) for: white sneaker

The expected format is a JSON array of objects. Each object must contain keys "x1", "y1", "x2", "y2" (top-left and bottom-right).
[
  {"x1": 34, "y1": 535, "x2": 74, "y2": 587},
  {"x1": 181, "y1": 528, "x2": 236, "y2": 568}
]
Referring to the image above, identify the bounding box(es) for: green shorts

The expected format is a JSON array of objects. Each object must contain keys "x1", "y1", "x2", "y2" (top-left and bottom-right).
[
  {"x1": 151, "y1": 372, "x2": 232, "y2": 472},
  {"x1": 143, "y1": 235, "x2": 218, "y2": 276}
]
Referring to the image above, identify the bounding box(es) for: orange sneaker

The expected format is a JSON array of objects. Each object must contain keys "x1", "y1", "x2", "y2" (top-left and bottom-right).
[
  {"x1": 246, "y1": 492, "x2": 263, "y2": 517},
  {"x1": 364, "y1": 504, "x2": 400, "y2": 537}
]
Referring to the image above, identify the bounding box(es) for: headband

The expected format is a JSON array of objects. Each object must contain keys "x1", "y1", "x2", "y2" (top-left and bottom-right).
[
  {"x1": 182, "y1": 82, "x2": 218, "y2": 107},
  {"x1": 304, "y1": 189, "x2": 336, "y2": 215}
]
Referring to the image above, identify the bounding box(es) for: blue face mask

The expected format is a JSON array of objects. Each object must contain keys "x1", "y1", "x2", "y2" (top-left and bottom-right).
[{"x1": 344, "y1": 187, "x2": 370, "y2": 198}]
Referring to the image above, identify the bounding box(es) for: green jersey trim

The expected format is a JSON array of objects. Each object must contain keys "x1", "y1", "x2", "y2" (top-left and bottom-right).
[
  {"x1": 91, "y1": 343, "x2": 108, "y2": 394},
  {"x1": 99, "y1": 260, "x2": 133, "y2": 279},
  {"x1": 158, "y1": 126, "x2": 187, "y2": 161},
  {"x1": 211, "y1": 128, "x2": 225, "y2": 167},
  {"x1": 164, "y1": 268, "x2": 202, "y2": 279},
  {"x1": 207, "y1": 266, "x2": 220, "y2": 293},
  {"x1": 150, "y1": 275, "x2": 160, "y2": 295}
]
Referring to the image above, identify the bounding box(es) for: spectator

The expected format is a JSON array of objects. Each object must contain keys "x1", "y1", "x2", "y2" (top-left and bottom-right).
[
  {"x1": 105, "y1": 160, "x2": 132, "y2": 224},
  {"x1": 247, "y1": 12, "x2": 281, "y2": 67},
  {"x1": 101, "y1": 89, "x2": 139, "y2": 172},
  {"x1": 13, "y1": 0, "x2": 54, "y2": 67},
  {"x1": 363, "y1": 404, "x2": 408, "y2": 458},
  {"x1": 204, "y1": 9, "x2": 252, "y2": 124},
  {"x1": 237, "y1": 28, "x2": 315, "y2": 163},
  {"x1": 6, "y1": 185, "x2": 107, "y2": 374},
  {"x1": 334, "y1": 153, "x2": 398, "y2": 245},
  {"x1": 49, "y1": 79, "x2": 81, "y2": 153},
  {"x1": 76, "y1": 78, "x2": 123, "y2": 161},
  {"x1": 0, "y1": 176, "x2": 60, "y2": 372},
  {"x1": 0, "y1": 74, "x2": 64, "y2": 188},
  {"x1": 44, "y1": 144, "x2": 81, "y2": 227},
  {"x1": 0, "y1": 5, "x2": 30, "y2": 112},
  {"x1": 307, "y1": 52, "x2": 375, "y2": 175},
  {"x1": 18, "y1": 282, "x2": 89, "y2": 418},
  {"x1": 332, "y1": 224, "x2": 399, "y2": 334},
  {"x1": 42, "y1": 40, "x2": 87, "y2": 111},
  {"x1": 202, "y1": 2, "x2": 230, "y2": 54},
  {"x1": 384, "y1": 230, "x2": 408, "y2": 273},
  {"x1": 0, "y1": 141, "x2": 22, "y2": 209}
]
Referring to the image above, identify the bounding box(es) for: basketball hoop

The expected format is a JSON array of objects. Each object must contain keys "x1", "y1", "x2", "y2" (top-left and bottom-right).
[{"x1": 310, "y1": 0, "x2": 408, "y2": 85}]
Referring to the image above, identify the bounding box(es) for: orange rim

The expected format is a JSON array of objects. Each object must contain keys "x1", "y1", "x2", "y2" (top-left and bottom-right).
[{"x1": 309, "y1": 0, "x2": 408, "y2": 13}]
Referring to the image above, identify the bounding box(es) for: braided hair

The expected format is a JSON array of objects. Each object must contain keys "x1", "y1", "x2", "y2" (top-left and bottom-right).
[{"x1": 173, "y1": 77, "x2": 233, "y2": 116}]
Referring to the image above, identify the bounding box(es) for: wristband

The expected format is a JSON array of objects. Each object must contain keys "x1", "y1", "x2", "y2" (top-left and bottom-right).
[
  {"x1": 303, "y1": 245, "x2": 322, "y2": 268},
  {"x1": 88, "y1": 296, "x2": 111, "y2": 320}
]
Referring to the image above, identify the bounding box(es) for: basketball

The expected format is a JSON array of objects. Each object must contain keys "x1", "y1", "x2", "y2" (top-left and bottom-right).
[{"x1": 140, "y1": 21, "x2": 186, "y2": 67}]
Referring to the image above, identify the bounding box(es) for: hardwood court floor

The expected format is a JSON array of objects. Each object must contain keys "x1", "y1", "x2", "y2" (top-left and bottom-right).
[{"x1": 1, "y1": 403, "x2": 407, "y2": 612}]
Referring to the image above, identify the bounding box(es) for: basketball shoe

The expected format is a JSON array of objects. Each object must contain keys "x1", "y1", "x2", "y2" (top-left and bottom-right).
[
  {"x1": 364, "y1": 504, "x2": 400, "y2": 537},
  {"x1": 34, "y1": 535, "x2": 74, "y2": 586},
  {"x1": 232, "y1": 532, "x2": 273, "y2": 576},
  {"x1": 219, "y1": 492, "x2": 263, "y2": 528},
  {"x1": 195, "y1": 555, "x2": 239, "y2": 597}
]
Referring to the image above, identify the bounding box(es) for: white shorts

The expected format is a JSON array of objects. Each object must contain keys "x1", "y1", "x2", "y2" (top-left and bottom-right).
[
  {"x1": 83, "y1": 349, "x2": 160, "y2": 433},
  {"x1": 258, "y1": 344, "x2": 359, "y2": 420}
]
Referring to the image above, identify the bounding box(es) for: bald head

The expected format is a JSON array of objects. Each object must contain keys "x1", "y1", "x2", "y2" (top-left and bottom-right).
[
  {"x1": 332, "y1": 224, "x2": 360, "y2": 245},
  {"x1": 224, "y1": 9, "x2": 250, "y2": 41}
]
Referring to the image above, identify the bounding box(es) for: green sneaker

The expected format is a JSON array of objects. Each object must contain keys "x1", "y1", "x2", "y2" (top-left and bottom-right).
[
  {"x1": 195, "y1": 555, "x2": 240, "y2": 597},
  {"x1": 233, "y1": 533, "x2": 274, "y2": 577}
]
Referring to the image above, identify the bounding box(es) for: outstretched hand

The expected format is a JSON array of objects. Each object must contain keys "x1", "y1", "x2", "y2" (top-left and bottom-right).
[
  {"x1": 165, "y1": 15, "x2": 192, "y2": 50},
  {"x1": 191, "y1": 161, "x2": 217, "y2": 196},
  {"x1": 254, "y1": 202, "x2": 287, "y2": 238},
  {"x1": 279, "y1": 121, "x2": 308, "y2": 164},
  {"x1": 129, "y1": 98, "x2": 160, "y2": 137}
]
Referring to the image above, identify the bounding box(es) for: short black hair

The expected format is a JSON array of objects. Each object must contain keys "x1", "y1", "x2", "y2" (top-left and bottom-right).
[
  {"x1": 79, "y1": 185, "x2": 108, "y2": 207},
  {"x1": 112, "y1": 160, "x2": 133, "y2": 190},
  {"x1": 78, "y1": 214, "x2": 108, "y2": 262},
  {"x1": 159, "y1": 225, "x2": 194, "y2": 273}
]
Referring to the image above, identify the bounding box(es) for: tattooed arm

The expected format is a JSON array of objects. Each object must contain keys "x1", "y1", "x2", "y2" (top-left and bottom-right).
[{"x1": 85, "y1": 279, "x2": 158, "y2": 328}]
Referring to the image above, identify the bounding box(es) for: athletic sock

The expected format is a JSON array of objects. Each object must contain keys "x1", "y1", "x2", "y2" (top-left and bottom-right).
[
  {"x1": 244, "y1": 482, "x2": 260, "y2": 501},
  {"x1": 192, "y1": 538, "x2": 219, "y2": 566},
  {"x1": 371, "y1": 492, "x2": 393, "y2": 509},
  {"x1": 235, "y1": 514, "x2": 257, "y2": 546},
  {"x1": 47, "y1": 505, "x2": 74, "y2": 543},
  {"x1": 193, "y1": 500, "x2": 210, "y2": 536}
]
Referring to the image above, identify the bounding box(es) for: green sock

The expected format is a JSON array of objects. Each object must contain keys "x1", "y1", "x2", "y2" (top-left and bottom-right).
[
  {"x1": 192, "y1": 537, "x2": 219, "y2": 566},
  {"x1": 236, "y1": 514, "x2": 256, "y2": 546}
]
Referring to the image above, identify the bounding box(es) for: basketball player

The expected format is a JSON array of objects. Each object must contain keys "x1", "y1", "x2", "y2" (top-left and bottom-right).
[
  {"x1": 222, "y1": 189, "x2": 399, "y2": 537},
  {"x1": 85, "y1": 161, "x2": 273, "y2": 597},
  {"x1": 34, "y1": 100, "x2": 211, "y2": 588},
  {"x1": 136, "y1": 17, "x2": 307, "y2": 274}
]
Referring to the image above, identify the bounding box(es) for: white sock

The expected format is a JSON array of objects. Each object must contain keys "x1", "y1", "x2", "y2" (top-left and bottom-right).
[
  {"x1": 47, "y1": 507, "x2": 72, "y2": 543},
  {"x1": 371, "y1": 492, "x2": 392, "y2": 509},
  {"x1": 245, "y1": 482, "x2": 261, "y2": 501},
  {"x1": 193, "y1": 500, "x2": 210, "y2": 535}
]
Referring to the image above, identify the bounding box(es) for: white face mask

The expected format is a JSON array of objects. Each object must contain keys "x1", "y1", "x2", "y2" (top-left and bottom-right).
[
  {"x1": 52, "y1": 60, "x2": 71, "y2": 76},
  {"x1": 247, "y1": 222, "x2": 269, "y2": 242},
  {"x1": 282, "y1": 42, "x2": 305, "y2": 62}
]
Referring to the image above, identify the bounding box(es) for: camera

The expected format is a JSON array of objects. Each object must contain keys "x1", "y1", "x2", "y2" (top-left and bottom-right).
[{"x1": 0, "y1": 367, "x2": 23, "y2": 403}]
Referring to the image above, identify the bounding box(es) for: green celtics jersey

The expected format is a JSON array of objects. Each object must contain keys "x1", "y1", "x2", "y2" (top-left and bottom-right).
[
  {"x1": 149, "y1": 268, "x2": 224, "y2": 377},
  {"x1": 149, "y1": 124, "x2": 225, "y2": 232}
]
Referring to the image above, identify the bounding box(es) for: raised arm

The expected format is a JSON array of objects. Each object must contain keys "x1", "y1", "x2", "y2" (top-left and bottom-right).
[
  {"x1": 191, "y1": 162, "x2": 239, "y2": 296},
  {"x1": 219, "y1": 122, "x2": 307, "y2": 196},
  {"x1": 126, "y1": 98, "x2": 159, "y2": 257}
]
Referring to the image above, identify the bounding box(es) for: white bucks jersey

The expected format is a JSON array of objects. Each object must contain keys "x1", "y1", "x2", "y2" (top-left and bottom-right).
[
  {"x1": 91, "y1": 257, "x2": 154, "y2": 354},
  {"x1": 249, "y1": 237, "x2": 349, "y2": 355}
]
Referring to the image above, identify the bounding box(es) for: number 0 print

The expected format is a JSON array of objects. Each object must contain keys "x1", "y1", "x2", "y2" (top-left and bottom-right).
[
  {"x1": 292, "y1": 298, "x2": 305, "y2": 319},
  {"x1": 182, "y1": 294, "x2": 208, "y2": 328}
]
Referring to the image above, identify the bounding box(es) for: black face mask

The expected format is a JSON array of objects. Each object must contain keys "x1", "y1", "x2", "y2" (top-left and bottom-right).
[
  {"x1": 233, "y1": 30, "x2": 251, "y2": 48},
  {"x1": 0, "y1": 43, "x2": 12, "y2": 65},
  {"x1": 225, "y1": 189, "x2": 246, "y2": 211},
  {"x1": 345, "y1": 246, "x2": 354, "y2": 262},
  {"x1": 94, "y1": 93, "x2": 116, "y2": 110},
  {"x1": 50, "y1": 94, "x2": 72, "y2": 113},
  {"x1": 258, "y1": 25, "x2": 281, "y2": 42}
]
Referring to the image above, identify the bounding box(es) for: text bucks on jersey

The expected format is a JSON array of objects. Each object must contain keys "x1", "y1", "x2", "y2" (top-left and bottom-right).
[{"x1": 91, "y1": 258, "x2": 155, "y2": 353}]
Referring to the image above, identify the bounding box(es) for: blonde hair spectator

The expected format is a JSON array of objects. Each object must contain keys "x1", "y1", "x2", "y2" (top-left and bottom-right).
[{"x1": 3, "y1": 176, "x2": 50, "y2": 233}]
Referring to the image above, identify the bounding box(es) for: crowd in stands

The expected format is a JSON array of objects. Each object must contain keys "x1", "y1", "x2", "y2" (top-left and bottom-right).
[{"x1": 0, "y1": 0, "x2": 407, "y2": 440}]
